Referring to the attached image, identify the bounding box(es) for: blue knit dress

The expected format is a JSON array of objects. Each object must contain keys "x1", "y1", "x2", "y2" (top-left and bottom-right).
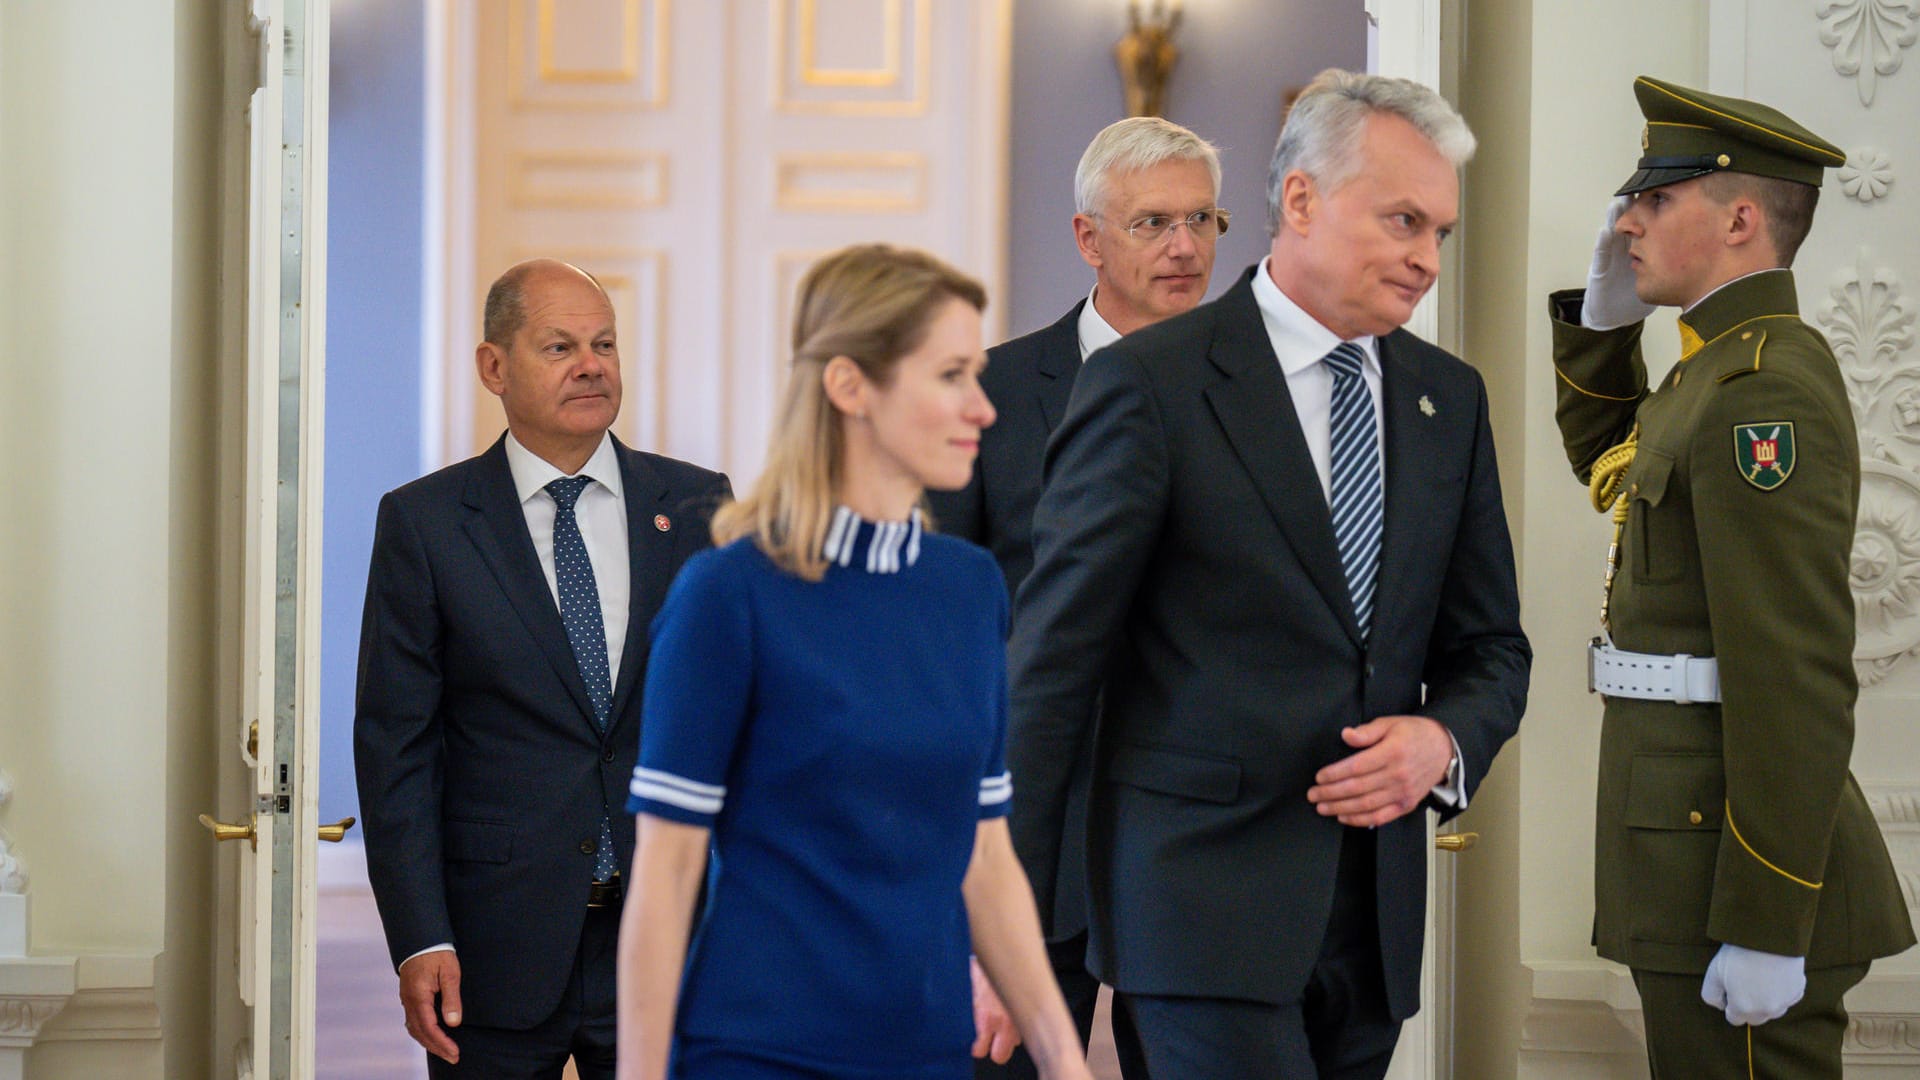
[{"x1": 628, "y1": 507, "x2": 1012, "y2": 1079}]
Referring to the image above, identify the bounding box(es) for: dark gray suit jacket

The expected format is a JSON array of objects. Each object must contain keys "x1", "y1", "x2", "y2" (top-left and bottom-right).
[
  {"x1": 927, "y1": 300, "x2": 1092, "y2": 939},
  {"x1": 1007, "y1": 267, "x2": 1529, "y2": 1017},
  {"x1": 354, "y1": 434, "x2": 729, "y2": 1029}
]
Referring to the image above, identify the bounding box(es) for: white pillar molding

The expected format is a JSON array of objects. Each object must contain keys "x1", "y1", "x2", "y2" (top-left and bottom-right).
[{"x1": 0, "y1": 957, "x2": 76, "y2": 1080}]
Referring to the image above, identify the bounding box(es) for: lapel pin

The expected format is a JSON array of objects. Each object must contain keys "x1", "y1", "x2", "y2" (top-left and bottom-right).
[
  {"x1": 1418, "y1": 395, "x2": 1436, "y2": 417},
  {"x1": 654, "y1": 514, "x2": 672, "y2": 533}
]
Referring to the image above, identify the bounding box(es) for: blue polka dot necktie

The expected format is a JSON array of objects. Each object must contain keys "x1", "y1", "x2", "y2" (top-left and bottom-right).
[
  {"x1": 546, "y1": 475, "x2": 618, "y2": 883},
  {"x1": 1325, "y1": 342, "x2": 1382, "y2": 639}
]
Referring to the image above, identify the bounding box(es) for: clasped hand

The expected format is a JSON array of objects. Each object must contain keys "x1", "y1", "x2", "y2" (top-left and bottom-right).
[
  {"x1": 1701, "y1": 943, "x2": 1806, "y2": 1026},
  {"x1": 1307, "y1": 715, "x2": 1454, "y2": 827}
]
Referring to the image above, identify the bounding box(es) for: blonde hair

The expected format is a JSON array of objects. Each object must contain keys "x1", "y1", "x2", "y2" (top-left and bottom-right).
[{"x1": 712, "y1": 244, "x2": 986, "y2": 580}]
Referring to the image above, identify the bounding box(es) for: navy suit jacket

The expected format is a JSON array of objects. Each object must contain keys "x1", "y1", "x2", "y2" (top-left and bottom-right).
[
  {"x1": 927, "y1": 300, "x2": 1097, "y2": 941},
  {"x1": 354, "y1": 433, "x2": 730, "y2": 1029},
  {"x1": 1007, "y1": 267, "x2": 1530, "y2": 1016}
]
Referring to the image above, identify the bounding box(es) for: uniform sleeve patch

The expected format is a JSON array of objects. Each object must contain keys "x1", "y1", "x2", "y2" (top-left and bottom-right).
[{"x1": 1733, "y1": 421, "x2": 1795, "y2": 490}]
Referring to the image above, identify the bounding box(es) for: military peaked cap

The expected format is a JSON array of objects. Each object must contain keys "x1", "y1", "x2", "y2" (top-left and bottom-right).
[{"x1": 1615, "y1": 75, "x2": 1845, "y2": 196}]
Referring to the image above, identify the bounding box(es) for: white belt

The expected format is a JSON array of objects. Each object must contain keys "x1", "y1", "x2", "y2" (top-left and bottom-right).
[{"x1": 1587, "y1": 639, "x2": 1722, "y2": 704}]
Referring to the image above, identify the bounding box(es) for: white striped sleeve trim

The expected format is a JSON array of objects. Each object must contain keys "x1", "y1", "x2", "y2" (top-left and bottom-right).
[
  {"x1": 979, "y1": 771, "x2": 1013, "y2": 807},
  {"x1": 630, "y1": 767, "x2": 727, "y2": 815}
]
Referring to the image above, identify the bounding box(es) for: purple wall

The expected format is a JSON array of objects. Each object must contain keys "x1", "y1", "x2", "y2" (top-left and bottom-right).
[
  {"x1": 321, "y1": 0, "x2": 427, "y2": 825},
  {"x1": 1005, "y1": 0, "x2": 1369, "y2": 337}
]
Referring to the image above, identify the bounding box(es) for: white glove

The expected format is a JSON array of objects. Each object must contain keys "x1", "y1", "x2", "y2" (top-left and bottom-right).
[
  {"x1": 1580, "y1": 196, "x2": 1656, "y2": 331},
  {"x1": 1701, "y1": 943, "x2": 1807, "y2": 1026}
]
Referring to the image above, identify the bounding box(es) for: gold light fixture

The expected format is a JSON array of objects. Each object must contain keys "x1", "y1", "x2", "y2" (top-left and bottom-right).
[{"x1": 1115, "y1": 0, "x2": 1182, "y2": 118}]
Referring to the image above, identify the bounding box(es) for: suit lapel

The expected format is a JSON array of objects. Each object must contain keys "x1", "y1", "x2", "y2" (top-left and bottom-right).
[
  {"x1": 1035, "y1": 300, "x2": 1085, "y2": 432},
  {"x1": 1373, "y1": 332, "x2": 1436, "y2": 643},
  {"x1": 1201, "y1": 278, "x2": 1362, "y2": 646},
  {"x1": 461, "y1": 438, "x2": 599, "y2": 724},
  {"x1": 608, "y1": 440, "x2": 673, "y2": 727}
]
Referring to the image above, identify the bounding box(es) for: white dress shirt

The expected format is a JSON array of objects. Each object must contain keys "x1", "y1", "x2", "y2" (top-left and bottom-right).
[
  {"x1": 1250, "y1": 258, "x2": 1385, "y2": 501},
  {"x1": 1250, "y1": 258, "x2": 1466, "y2": 809},
  {"x1": 1076, "y1": 285, "x2": 1125, "y2": 361},
  {"x1": 400, "y1": 431, "x2": 633, "y2": 971},
  {"x1": 504, "y1": 430, "x2": 631, "y2": 678}
]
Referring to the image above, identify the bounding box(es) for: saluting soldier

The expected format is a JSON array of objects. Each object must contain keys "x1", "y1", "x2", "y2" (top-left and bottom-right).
[{"x1": 1550, "y1": 76, "x2": 1915, "y2": 1078}]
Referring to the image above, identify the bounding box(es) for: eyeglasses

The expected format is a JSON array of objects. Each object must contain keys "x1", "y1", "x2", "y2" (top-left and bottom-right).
[{"x1": 1105, "y1": 208, "x2": 1232, "y2": 244}]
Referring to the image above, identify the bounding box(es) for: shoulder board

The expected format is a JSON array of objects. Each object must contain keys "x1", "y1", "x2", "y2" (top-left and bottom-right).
[{"x1": 1716, "y1": 328, "x2": 1767, "y2": 384}]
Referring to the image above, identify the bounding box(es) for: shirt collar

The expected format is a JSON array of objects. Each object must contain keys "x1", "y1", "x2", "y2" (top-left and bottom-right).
[
  {"x1": 504, "y1": 430, "x2": 624, "y2": 505},
  {"x1": 1250, "y1": 257, "x2": 1379, "y2": 375},
  {"x1": 1076, "y1": 285, "x2": 1125, "y2": 361},
  {"x1": 820, "y1": 505, "x2": 923, "y2": 574}
]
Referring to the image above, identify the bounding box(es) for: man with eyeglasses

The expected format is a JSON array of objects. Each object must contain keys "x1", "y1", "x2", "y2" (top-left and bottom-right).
[
  {"x1": 928, "y1": 114, "x2": 1223, "y2": 1080},
  {"x1": 1004, "y1": 70, "x2": 1528, "y2": 1076}
]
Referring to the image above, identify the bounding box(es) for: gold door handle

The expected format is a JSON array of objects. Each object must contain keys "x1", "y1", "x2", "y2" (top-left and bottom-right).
[
  {"x1": 199, "y1": 812, "x2": 257, "y2": 851},
  {"x1": 317, "y1": 817, "x2": 357, "y2": 843},
  {"x1": 1435, "y1": 831, "x2": 1479, "y2": 853}
]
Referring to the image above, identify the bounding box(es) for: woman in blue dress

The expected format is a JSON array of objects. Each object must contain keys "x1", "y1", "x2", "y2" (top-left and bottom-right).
[{"x1": 616, "y1": 244, "x2": 1093, "y2": 1080}]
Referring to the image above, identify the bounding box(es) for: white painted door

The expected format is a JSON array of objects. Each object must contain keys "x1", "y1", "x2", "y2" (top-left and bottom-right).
[
  {"x1": 203, "y1": 2, "x2": 332, "y2": 1077},
  {"x1": 1368, "y1": 2, "x2": 1461, "y2": 1078},
  {"x1": 438, "y1": 0, "x2": 1011, "y2": 483}
]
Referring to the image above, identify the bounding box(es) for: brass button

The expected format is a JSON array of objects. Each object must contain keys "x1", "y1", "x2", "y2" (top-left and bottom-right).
[
  {"x1": 580, "y1": 839, "x2": 598, "y2": 855},
  {"x1": 1688, "y1": 810, "x2": 1704, "y2": 825},
  {"x1": 1629, "y1": 482, "x2": 1640, "y2": 497},
  {"x1": 1717, "y1": 154, "x2": 1732, "y2": 167},
  {"x1": 1741, "y1": 331, "x2": 1753, "y2": 340}
]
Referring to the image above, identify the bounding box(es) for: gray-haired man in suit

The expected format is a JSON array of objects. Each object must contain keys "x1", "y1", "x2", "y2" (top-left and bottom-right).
[{"x1": 929, "y1": 115, "x2": 1225, "y2": 1080}]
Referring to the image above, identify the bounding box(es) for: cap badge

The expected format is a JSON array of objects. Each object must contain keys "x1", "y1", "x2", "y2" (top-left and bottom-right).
[
  {"x1": 654, "y1": 514, "x2": 672, "y2": 532},
  {"x1": 1642, "y1": 125, "x2": 1651, "y2": 152}
]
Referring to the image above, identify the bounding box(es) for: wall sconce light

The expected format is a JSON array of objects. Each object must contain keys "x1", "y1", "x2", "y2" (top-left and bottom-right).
[{"x1": 1115, "y1": 0, "x2": 1182, "y2": 118}]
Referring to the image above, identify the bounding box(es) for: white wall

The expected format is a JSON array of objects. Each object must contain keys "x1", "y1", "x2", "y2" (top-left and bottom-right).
[{"x1": 0, "y1": 1, "x2": 224, "y2": 1074}]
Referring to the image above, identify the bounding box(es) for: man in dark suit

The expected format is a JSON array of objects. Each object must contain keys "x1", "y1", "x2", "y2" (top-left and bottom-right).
[
  {"x1": 355, "y1": 259, "x2": 730, "y2": 1078},
  {"x1": 928, "y1": 115, "x2": 1222, "y2": 1080},
  {"x1": 1007, "y1": 70, "x2": 1530, "y2": 1078}
]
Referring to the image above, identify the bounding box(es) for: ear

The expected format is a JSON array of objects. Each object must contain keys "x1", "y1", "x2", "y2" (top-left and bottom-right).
[
  {"x1": 1073, "y1": 213, "x2": 1104, "y2": 270},
  {"x1": 1279, "y1": 170, "x2": 1317, "y2": 236},
  {"x1": 1724, "y1": 196, "x2": 1765, "y2": 251},
  {"x1": 821, "y1": 356, "x2": 869, "y2": 418},
  {"x1": 476, "y1": 341, "x2": 509, "y2": 397}
]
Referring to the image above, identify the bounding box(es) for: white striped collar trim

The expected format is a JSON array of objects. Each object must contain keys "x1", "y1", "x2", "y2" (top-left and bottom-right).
[{"x1": 820, "y1": 505, "x2": 924, "y2": 574}]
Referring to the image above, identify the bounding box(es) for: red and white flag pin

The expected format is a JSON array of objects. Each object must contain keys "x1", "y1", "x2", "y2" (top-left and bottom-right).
[{"x1": 654, "y1": 514, "x2": 672, "y2": 532}]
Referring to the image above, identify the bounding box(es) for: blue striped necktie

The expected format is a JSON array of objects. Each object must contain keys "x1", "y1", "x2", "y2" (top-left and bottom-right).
[
  {"x1": 1324, "y1": 342, "x2": 1382, "y2": 638},
  {"x1": 546, "y1": 475, "x2": 619, "y2": 883}
]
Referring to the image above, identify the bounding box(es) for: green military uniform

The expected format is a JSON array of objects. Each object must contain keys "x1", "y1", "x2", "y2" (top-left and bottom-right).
[{"x1": 1551, "y1": 77, "x2": 1915, "y2": 1079}]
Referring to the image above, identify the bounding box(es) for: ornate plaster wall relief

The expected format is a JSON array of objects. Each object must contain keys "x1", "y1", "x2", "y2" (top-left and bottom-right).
[
  {"x1": 1821, "y1": 249, "x2": 1916, "y2": 433},
  {"x1": 1840, "y1": 146, "x2": 1896, "y2": 202},
  {"x1": 0, "y1": 770, "x2": 22, "y2": 895},
  {"x1": 1846, "y1": 1014, "x2": 1920, "y2": 1055},
  {"x1": 1817, "y1": 0, "x2": 1920, "y2": 106},
  {"x1": 1821, "y1": 252, "x2": 1920, "y2": 682},
  {"x1": 1850, "y1": 463, "x2": 1920, "y2": 684}
]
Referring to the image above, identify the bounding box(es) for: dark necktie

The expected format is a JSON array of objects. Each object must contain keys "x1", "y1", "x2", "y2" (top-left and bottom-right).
[
  {"x1": 1325, "y1": 342, "x2": 1382, "y2": 638},
  {"x1": 546, "y1": 475, "x2": 618, "y2": 882}
]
